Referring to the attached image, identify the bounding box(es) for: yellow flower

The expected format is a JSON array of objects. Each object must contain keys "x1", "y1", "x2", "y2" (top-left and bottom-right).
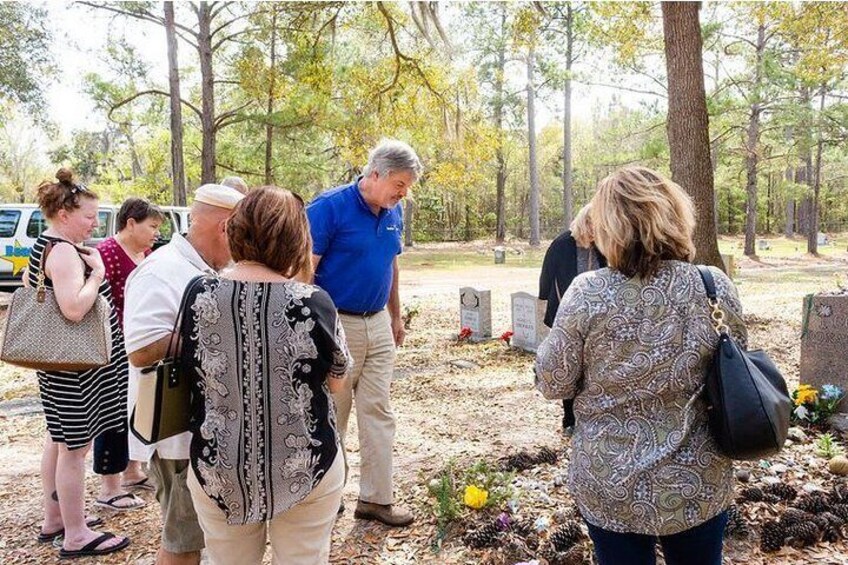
[
  {"x1": 794, "y1": 385, "x2": 818, "y2": 406},
  {"x1": 464, "y1": 485, "x2": 489, "y2": 509}
]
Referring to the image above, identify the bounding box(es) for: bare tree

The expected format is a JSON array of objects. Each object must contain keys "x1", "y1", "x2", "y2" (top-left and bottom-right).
[{"x1": 80, "y1": 1, "x2": 255, "y2": 184}]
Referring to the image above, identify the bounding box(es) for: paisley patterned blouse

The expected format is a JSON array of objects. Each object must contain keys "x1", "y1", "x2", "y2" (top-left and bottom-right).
[
  {"x1": 536, "y1": 261, "x2": 747, "y2": 536},
  {"x1": 181, "y1": 275, "x2": 350, "y2": 525}
]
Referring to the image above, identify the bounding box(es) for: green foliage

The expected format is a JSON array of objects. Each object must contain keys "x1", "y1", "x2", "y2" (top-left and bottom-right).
[
  {"x1": 426, "y1": 458, "x2": 516, "y2": 547},
  {"x1": 815, "y1": 433, "x2": 846, "y2": 459},
  {"x1": 0, "y1": 3, "x2": 52, "y2": 115}
]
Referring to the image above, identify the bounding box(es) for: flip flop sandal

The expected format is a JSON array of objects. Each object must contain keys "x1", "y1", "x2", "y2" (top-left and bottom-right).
[
  {"x1": 37, "y1": 517, "x2": 103, "y2": 543},
  {"x1": 95, "y1": 493, "x2": 147, "y2": 511},
  {"x1": 121, "y1": 477, "x2": 155, "y2": 491},
  {"x1": 58, "y1": 532, "x2": 130, "y2": 560}
]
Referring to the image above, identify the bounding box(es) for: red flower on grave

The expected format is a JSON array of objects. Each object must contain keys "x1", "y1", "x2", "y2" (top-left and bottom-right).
[
  {"x1": 459, "y1": 327, "x2": 473, "y2": 341},
  {"x1": 500, "y1": 330, "x2": 514, "y2": 344}
]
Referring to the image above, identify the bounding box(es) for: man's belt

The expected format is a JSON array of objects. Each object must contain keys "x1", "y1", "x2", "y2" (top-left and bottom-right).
[{"x1": 337, "y1": 309, "x2": 382, "y2": 318}]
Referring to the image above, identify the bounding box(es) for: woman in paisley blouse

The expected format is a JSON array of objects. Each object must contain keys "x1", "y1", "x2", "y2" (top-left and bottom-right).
[
  {"x1": 180, "y1": 187, "x2": 349, "y2": 565},
  {"x1": 536, "y1": 166, "x2": 746, "y2": 565}
]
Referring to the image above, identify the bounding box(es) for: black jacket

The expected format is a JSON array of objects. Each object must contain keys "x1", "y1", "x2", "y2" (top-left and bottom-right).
[{"x1": 538, "y1": 230, "x2": 607, "y2": 328}]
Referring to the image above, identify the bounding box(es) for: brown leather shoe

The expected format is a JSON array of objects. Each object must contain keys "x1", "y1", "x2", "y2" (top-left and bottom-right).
[{"x1": 354, "y1": 501, "x2": 414, "y2": 527}]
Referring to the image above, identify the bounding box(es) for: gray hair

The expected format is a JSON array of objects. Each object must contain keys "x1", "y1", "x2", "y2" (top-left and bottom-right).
[
  {"x1": 362, "y1": 139, "x2": 423, "y2": 181},
  {"x1": 220, "y1": 176, "x2": 249, "y2": 194}
]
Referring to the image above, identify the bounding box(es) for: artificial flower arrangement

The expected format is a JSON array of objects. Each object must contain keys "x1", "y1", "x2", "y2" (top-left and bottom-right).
[
  {"x1": 458, "y1": 326, "x2": 473, "y2": 341},
  {"x1": 792, "y1": 383, "x2": 845, "y2": 425}
]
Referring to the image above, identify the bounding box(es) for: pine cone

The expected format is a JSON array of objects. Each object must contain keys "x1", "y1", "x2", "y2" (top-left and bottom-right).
[
  {"x1": 831, "y1": 503, "x2": 848, "y2": 522},
  {"x1": 793, "y1": 492, "x2": 833, "y2": 514},
  {"x1": 780, "y1": 508, "x2": 815, "y2": 528},
  {"x1": 500, "y1": 451, "x2": 535, "y2": 472},
  {"x1": 538, "y1": 544, "x2": 586, "y2": 565},
  {"x1": 764, "y1": 482, "x2": 798, "y2": 502},
  {"x1": 740, "y1": 486, "x2": 765, "y2": 502},
  {"x1": 511, "y1": 518, "x2": 535, "y2": 539},
  {"x1": 464, "y1": 522, "x2": 503, "y2": 549},
  {"x1": 784, "y1": 521, "x2": 821, "y2": 547},
  {"x1": 549, "y1": 521, "x2": 584, "y2": 552},
  {"x1": 759, "y1": 520, "x2": 785, "y2": 553},
  {"x1": 724, "y1": 505, "x2": 750, "y2": 538},
  {"x1": 812, "y1": 514, "x2": 843, "y2": 543},
  {"x1": 535, "y1": 446, "x2": 559, "y2": 465},
  {"x1": 830, "y1": 482, "x2": 848, "y2": 505}
]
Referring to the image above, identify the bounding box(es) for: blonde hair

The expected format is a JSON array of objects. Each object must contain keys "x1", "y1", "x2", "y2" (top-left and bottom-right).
[
  {"x1": 590, "y1": 166, "x2": 696, "y2": 279},
  {"x1": 570, "y1": 204, "x2": 594, "y2": 248}
]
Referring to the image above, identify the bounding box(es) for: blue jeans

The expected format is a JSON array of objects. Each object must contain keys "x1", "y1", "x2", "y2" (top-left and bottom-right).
[{"x1": 586, "y1": 510, "x2": 728, "y2": 565}]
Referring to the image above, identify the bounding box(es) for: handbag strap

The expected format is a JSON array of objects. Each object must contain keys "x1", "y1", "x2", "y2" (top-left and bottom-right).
[
  {"x1": 695, "y1": 265, "x2": 730, "y2": 335},
  {"x1": 164, "y1": 275, "x2": 205, "y2": 359}
]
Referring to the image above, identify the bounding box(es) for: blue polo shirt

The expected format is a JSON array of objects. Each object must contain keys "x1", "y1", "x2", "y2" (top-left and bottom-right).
[{"x1": 307, "y1": 178, "x2": 403, "y2": 312}]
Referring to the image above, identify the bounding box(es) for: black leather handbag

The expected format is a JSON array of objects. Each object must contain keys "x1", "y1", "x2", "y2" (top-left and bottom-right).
[
  {"x1": 130, "y1": 276, "x2": 202, "y2": 445},
  {"x1": 697, "y1": 266, "x2": 791, "y2": 461}
]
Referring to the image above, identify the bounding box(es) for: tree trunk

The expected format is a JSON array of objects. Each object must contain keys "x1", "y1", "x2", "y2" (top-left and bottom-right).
[
  {"x1": 561, "y1": 3, "x2": 574, "y2": 227},
  {"x1": 197, "y1": 1, "x2": 216, "y2": 184},
  {"x1": 784, "y1": 127, "x2": 794, "y2": 236},
  {"x1": 711, "y1": 137, "x2": 720, "y2": 232},
  {"x1": 807, "y1": 85, "x2": 826, "y2": 255},
  {"x1": 404, "y1": 197, "x2": 414, "y2": 248},
  {"x1": 743, "y1": 24, "x2": 765, "y2": 257},
  {"x1": 164, "y1": 2, "x2": 186, "y2": 205},
  {"x1": 661, "y1": 2, "x2": 723, "y2": 269},
  {"x1": 264, "y1": 6, "x2": 278, "y2": 184},
  {"x1": 494, "y1": 6, "x2": 507, "y2": 243},
  {"x1": 527, "y1": 43, "x2": 540, "y2": 247}
]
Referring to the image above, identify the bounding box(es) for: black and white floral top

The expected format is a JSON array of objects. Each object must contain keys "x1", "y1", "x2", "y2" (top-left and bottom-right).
[
  {"x1": 181, "y1": 275, "x2": 350, "y2": 525},
  {"x1": 536, "y1": 261, "x2": 747, "y2": 536}
]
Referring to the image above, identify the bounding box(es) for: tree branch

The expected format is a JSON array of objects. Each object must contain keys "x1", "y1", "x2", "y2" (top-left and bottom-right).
[
  {"x1": 109, "y1": 90, "x2": 202, "y2": 121},
  {"x1": 575, "y1": 79, "x2": 666, "y2": 98}
]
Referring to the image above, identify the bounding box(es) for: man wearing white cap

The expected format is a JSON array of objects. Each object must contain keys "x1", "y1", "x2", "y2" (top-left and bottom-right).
[{"x1": 123, "y1": 184, "x2": 244, "y2": 565}]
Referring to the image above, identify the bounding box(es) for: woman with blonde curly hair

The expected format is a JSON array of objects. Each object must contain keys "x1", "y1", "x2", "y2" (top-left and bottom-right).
[{"x1": 536, "y1": 166, "x2": 747, "y2": 565}]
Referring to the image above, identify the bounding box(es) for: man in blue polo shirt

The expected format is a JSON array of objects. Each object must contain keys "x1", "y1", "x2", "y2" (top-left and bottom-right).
[{"x1": 307, "y1": 139, "x2": 421, "y2": 527}]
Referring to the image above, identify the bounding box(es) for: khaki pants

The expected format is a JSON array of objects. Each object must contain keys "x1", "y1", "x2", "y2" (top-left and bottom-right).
[
  {"x1": 148, "y1": 454, "x2": 205, "y2": 554},
  {"x1": 187, "y1": 454, "x2": 344, "y2": 565},
  {"x1": 335, "y1": 310, "x2": 396, "y2": 505}
]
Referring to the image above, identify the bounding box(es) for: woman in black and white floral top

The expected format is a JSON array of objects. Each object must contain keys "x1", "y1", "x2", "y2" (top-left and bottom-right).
[
  {"x1": 180, "y1": 187, "x2": 349, "y2": 565},
  {"x1": 536, "y1": 167, "x2": 746, "y2": 565}
]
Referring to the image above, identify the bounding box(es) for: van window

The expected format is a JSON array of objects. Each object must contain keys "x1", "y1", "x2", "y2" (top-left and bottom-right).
[
  {"x1": 26, "y1": 211, "x2": 48, "y2": 238},
  {"x1": 159, "y1": 214, "x2": 175, "y2": 240},
  {"x1": 0, "y1": 210, "x2": 21, "y2": 238},
  {"x1": 92, "y1": 211, "x2": 111, "y2": 239}
]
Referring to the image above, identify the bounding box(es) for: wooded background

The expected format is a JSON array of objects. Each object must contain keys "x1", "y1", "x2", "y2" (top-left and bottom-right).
[{"x1": 1, "y1": 2, "x2": 847, "y2": 259}]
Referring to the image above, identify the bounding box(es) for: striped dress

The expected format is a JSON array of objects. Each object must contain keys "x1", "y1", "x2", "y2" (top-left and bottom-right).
[{"x1": 27, "y1": 235, "x2": 129, "y2": 450}]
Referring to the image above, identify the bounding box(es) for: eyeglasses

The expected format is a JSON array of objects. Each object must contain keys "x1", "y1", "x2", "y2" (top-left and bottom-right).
[{"x1": 69, "y1": 183, "x2": 88, "y2": 194}]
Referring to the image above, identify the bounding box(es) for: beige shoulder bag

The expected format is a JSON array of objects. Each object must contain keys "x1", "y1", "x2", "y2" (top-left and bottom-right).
[{"x1": 0, "y1": 242, "x2": 112, "y2": 371}]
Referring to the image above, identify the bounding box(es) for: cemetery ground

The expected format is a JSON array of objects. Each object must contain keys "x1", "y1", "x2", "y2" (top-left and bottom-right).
[{"x1": 0, "y1": 235, "x2": 847, "y2": 564}]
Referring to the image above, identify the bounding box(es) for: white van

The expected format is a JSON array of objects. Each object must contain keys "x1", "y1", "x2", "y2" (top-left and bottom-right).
[{"x1": 0, "y1": 203, "x2": 189, "y2": 290}]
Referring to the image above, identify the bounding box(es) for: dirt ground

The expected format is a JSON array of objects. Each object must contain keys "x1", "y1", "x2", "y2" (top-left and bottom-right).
[{"x1": 1, "y1": 243, "x2": 847, "y2": 564}]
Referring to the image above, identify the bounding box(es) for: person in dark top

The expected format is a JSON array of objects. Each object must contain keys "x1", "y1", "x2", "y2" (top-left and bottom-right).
[
  {"x1": 180, "y1": 187, "x2": 349, "y2": 564},
  {"x1": 538, "y1": 204, "x2": 606, "y2": 432}
]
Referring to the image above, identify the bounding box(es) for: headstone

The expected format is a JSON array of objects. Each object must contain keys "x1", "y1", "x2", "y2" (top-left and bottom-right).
[
  {"x1": 800, "y1": 294, "x2": 848, "y2": 412},
  {"x1": 511, "y1": 292, "x2": 549, "y2": 352},
  {"x1": 757, "y1": 240, "x2": 771, "y2": 251},
  {"x1": 459, "y1": 287, "x2": 492, "y2": 342},
  {"x1": 494, "y1": 247, "x2": 506, "y2": 264},
  {"x1": 817, "y1": 232, "x2": 829, "y2": 246},
  {"x1": 721, "y1": 254, "x2": 736, "y2": 278}
]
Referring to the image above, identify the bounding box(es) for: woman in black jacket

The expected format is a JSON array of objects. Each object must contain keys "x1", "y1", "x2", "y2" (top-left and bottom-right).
[{"x1": 538, "y1": 204, "x2": 606, "y2": 432}]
